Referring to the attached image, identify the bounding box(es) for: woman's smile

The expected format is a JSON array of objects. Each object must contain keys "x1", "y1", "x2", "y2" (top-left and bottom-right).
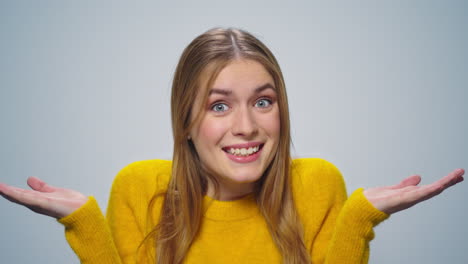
[{"x1": 223, "y1": 142, "x2": 264, "y2": 163}]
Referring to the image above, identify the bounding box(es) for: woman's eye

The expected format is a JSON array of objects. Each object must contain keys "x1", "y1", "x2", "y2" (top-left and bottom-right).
[
  {"x1": 211, "y1": 103, "x2": 230, "y2": 112},
  {"x1": 255, "y1": 98, "x2": 272, "y2": 108}
]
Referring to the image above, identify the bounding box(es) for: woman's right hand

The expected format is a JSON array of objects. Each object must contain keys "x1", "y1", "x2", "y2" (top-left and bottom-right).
[{"x1": 0, "y1": 177, "x2": 88, "y2": 219}]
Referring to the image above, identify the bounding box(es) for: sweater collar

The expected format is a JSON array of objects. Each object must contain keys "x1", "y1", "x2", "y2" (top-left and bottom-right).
[{"x1": 202, "y1": 193, "x2": 260, "y2": 221}]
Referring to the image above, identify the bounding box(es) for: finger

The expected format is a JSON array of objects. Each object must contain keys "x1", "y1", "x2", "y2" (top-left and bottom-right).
[
  {"x1": 27, "y1": 177, "x2": 56, "y2": 193},
  {"x1": 455, "y1": 168, "x2": 465, "y2": 181},
  {"x1": 0, "y1": 183, "x2": 8, "y2": 193},
  {"x1": 390, "y1": 175, "x2": 422, "y2": 189},
  {"x1": 428, "y1": 168, "x2": 464, "y2": 191},
  {"x1": 0, "y1": 185, "x2": 61, "y2": 217},
  {"x1": 0, "y1": 184, "x2": 48, "y2": 208},
  {"x1": 405, "y1": 169, "x2": 465, "y2": 203}
]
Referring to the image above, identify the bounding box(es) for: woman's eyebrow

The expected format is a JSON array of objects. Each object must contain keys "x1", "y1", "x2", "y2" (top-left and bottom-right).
[
  {"x1": 209, "y1": 83, "x2": 276, "y2": 96},
  {"x1": 209, "y1": 88, "x2": 232, "y2": 96},
  {"x1": 254, "y1": 83, "x2": 276, "y2": 93}
]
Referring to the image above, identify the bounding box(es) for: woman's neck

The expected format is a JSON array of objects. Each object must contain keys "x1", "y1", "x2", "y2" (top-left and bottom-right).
[{"x1": 206, "y1": 180, "x2": 255, "y2": 201}]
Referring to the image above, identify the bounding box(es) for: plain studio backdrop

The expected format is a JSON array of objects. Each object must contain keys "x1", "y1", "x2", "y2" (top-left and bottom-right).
[{"x1": 1, "y1": 1, "x2": 466, "y2": 263}]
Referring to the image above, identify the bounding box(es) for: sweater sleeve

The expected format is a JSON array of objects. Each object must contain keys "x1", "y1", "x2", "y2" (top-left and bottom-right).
[
  {"x1": 318, "y1": 160, "x2": 389, "y2": 264},
  {"x1": 105, "y1": 161, "x2": 158, "y2": 263},
  {"x1": 293, "y1": 159, "x2": 389, "y2": 264},
  {"x1": 324, "y1": 188, "x2": 389, "y2": 263},
  {"x1": 57, "y1": 160, "x2": 169, "y2": 263},
  {"x1": 57, "y1": 197, "x2": 122, "y2": 264}
]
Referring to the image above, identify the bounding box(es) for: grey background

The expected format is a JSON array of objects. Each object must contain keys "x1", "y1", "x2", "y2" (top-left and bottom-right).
[{"x1": 1, "y1": 1, "x2": 466, "y2": 263}]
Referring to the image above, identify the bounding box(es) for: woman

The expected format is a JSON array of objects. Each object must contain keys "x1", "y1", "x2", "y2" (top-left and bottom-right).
[{"x1": 0, "y1": 27, "x2": 464, "y2": 263}]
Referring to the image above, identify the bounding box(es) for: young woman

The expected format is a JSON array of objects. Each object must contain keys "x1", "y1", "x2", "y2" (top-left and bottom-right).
[{"x1": 0, "y1": 27, "x2": 464, "y2": 264}]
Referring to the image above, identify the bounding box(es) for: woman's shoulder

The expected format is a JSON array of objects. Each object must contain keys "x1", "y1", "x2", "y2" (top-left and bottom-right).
[
  {"x1": 118, "y1": 159, "x2": 172, "y2": 173},
  {"x1": 291, "y1": 158, "x2": 346, "y2": 196},
  {"x1": 291, "y1": 158, "x2": 342, "y2": 180},
  {"x1": 112, "y1": 159, "x2": 173, "y2": 194},
  {"x1": 290, "y1": 158, "x2": 348, "y2": 227}
]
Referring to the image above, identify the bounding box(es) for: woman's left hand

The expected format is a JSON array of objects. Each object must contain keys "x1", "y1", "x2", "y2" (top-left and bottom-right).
[{"x1": 364, "y1": 168, "x2": 464, "y2": 215}]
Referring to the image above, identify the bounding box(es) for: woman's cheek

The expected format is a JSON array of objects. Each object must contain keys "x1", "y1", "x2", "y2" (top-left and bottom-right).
[
  {"x1": 198, "y1": 117, "x2": 229, "y2": 142},
  {"x1": 259, "y1": 109, "x2": 280, "y2": 136}
]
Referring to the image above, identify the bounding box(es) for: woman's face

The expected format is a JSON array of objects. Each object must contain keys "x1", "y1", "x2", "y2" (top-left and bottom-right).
[{"x1": 190, "y1": 59, "x2": 280, "y2": 200}]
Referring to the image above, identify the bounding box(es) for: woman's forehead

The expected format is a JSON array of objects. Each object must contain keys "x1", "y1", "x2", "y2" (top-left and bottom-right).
[{"x1": 200, "y1": 60, "x2": 273, "y2": 98}]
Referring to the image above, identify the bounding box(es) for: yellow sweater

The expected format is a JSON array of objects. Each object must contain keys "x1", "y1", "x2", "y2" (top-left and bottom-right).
[{"x1": 58, "y1": 158, "x2": 389, "y2": 263}]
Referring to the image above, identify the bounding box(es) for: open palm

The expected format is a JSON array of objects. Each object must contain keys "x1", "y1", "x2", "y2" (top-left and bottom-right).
[
  {"x1": 364, "y1": 169, "x2": 464, "y2": 215},
  {"x1": 0, "y1": 177, "x2": 88, "y2": 219}
]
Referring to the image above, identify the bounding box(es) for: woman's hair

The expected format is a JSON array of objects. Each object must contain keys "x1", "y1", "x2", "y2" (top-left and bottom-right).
[{"x1": 144, "y1": 27, "x2": 310, "y2": 264}]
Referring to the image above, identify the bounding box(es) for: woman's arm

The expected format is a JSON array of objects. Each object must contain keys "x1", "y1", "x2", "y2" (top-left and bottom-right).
[
  {"x1": 323, "y1": 187, "x2": 389, "y2": 264},
  {"x1": 297, "y1": 159, "x2": 463, "y2": 264},
  {"x1": 105, "y1": 160, "x2": 171, "y2": 263},
  {"x1": 0, "y1": 160, "x2": 170, "y2": 263},
  {"x1": 323, "y1": 165, "x2": 464, "y2": 263},
  {"x1": 0, "y1": 177, "x2": 123, "y2": 263},
  {"x1": 296, "y1": 159, "x2": 388, "y2": 264},
  {"x1": 58, "y1": 197, "x2": 122, "y2": 263}
]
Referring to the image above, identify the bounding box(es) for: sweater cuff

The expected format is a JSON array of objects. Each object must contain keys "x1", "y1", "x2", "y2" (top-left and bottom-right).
[
  {"x1": 341, "y1": 188, "x2": 390, "y2": 237},
  {"x1": 57, "y1": 196, "x2": 121, "y2": 263},
  {"x1": 58, "y1": 196, "x2": 101, "y2": 228}
]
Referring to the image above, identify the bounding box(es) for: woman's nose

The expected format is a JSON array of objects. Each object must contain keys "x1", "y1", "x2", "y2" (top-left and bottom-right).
[{"x1": 231, "y1": 107, "x2": 258, "y2": 137}]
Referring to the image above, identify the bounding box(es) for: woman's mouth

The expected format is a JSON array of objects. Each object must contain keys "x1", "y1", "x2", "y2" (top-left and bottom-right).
[
  {"x1": 222, "y1": 143, "x2": 264, "y2": 163},
  {"x1": 225, "y1": 145, "x2": 262, "y2": 156},
  {"x1": 222, "y1": 143, "x2": 264, "y2": 156}
]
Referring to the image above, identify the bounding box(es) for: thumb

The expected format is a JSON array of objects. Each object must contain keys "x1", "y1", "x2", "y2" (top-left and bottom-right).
[
  {"x1": 391, "y1": 175, "x2": 422, "y2": 189},
  {"x1": 27, "y1": 177, "x2": 56, "y2": 193}
]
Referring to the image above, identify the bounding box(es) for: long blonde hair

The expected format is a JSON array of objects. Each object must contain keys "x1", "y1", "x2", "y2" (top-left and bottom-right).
[{"x1": 146, "y1": 27, "x2": 310, "y2": 264}]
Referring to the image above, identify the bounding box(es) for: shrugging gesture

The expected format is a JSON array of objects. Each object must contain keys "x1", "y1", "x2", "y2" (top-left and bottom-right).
[
  {"x1": 364, "y1": 168, "x2": 464, "y2": 215},
  {"x1": 0, "y1": 177, "x2": 88, "y2": 219},
  {"x1": 1, "y1": 168, "x2": 463, "y2": 219}
]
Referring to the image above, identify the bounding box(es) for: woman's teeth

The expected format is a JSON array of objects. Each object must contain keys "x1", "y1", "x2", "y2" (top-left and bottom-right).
[{"x1": 227, "y1": 146, "x2": 260, "y2": 156}]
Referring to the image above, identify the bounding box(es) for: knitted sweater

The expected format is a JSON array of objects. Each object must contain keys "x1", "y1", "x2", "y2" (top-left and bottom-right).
[{"x1": 58, "y1": 158, "x2": 389, "y2": 263}]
